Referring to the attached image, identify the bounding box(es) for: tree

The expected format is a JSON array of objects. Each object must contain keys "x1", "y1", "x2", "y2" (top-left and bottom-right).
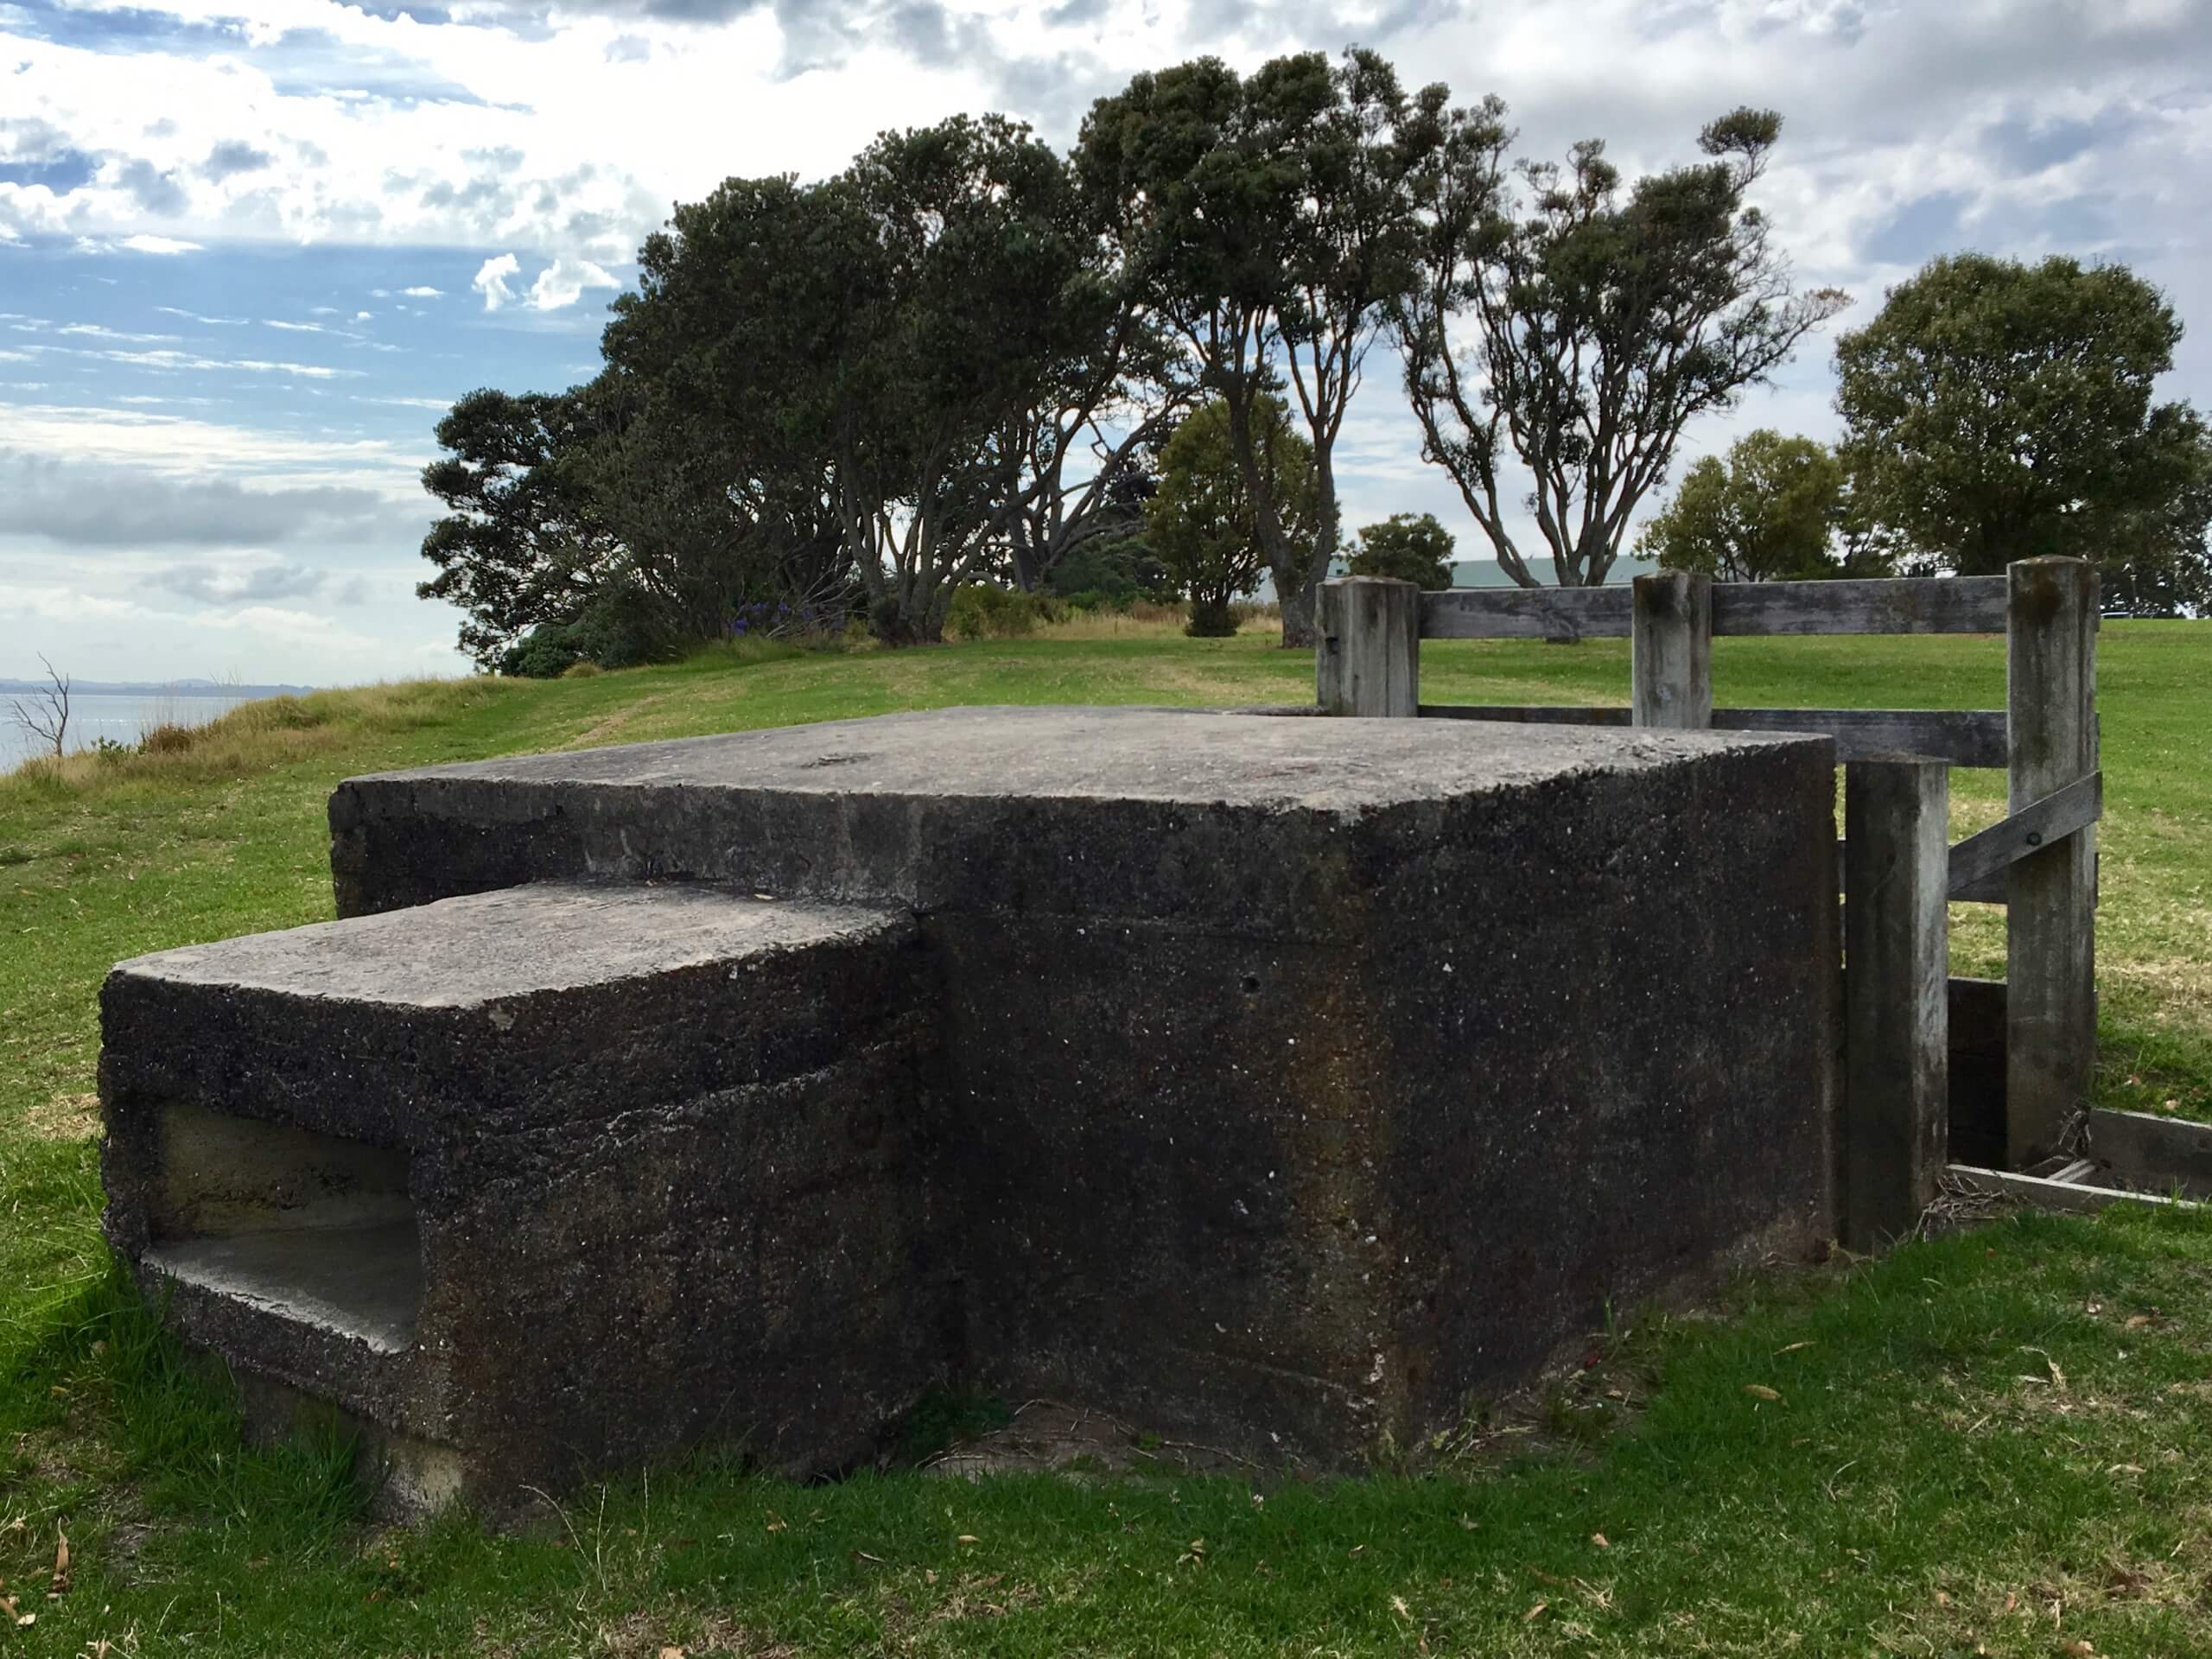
[
  {"x1": 1348, "y1": 512, "x2": 1455, "y2": 587},
  {"x1": 1077, "y1": 48, "x2": 1445, "y2": 646},
  {"x1": 418, "y1": 372, "x2": 852, "y2": 671},
  {"x1": 1395, "y1": 103, "x2": 1847, "y2": 588},
  {"x1": 2101, "y1": 412, "x2": 2212, "y2": 616},
  {"x1": 1148, "y1": 396, "x2": 1318, "y2": 635},
  {"x1": 993, "y1": 321, "x2": 1193, "y2": 594},
  {"x1": 7, "y1": 654, "x2": 69, "y2": 760},
  {"x1": 607, "y1": 118, "x2": 1154, "y2": 645},
  {"x1": 1042, "y1": 458, "x2": 1170, "y2": 602},
  {"x1": 1836, "y1": 254, "x2": 2208, "y2": 597},
  {"x1": 417, "y1": 387, "x2": 611, "y2": 670},
  {"x1": 1636, "y1": 429, "x2": 1853, "y2": 582}
]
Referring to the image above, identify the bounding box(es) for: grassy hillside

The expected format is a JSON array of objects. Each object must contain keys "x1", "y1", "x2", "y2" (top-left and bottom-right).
[{"x1": 3, "y1": 617, "x2": 2209, "y2": 1656}]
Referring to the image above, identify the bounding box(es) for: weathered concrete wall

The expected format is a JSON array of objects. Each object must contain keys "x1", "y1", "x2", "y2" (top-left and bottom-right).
[
  {"x1": 103, "y1": 883, "x2": 947, "y2": 1508},
  {"x1": 107, "y1": 707, "x2": 1841, "y2": 1508},
  {"x1": 925, "y1": 732, "x2": 1838, "y2": 1462}
]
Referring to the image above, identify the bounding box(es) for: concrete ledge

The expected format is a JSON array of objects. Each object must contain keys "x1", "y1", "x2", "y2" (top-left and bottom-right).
[
  {"x1": 327, "y1": 704, "x2": 1833, "y2": 930},
  {"x1": 104, "y1": 880, "x2": 939, "y2": 1506}
]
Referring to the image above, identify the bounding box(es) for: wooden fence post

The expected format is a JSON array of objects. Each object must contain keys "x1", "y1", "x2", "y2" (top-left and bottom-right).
[
  {"x1": 1318, "y1": 578, "x2": 1419, "y2": 717},
  {"x1": 1843, "y1": 756, "x2": 1951, "y2": 1246},
  {"x1": 1630, "y1": 571, "x2": 1713, "y2": 729},
  {"x1": 2006, "y1": 556, "x2": 2098, "y2": 1166}
]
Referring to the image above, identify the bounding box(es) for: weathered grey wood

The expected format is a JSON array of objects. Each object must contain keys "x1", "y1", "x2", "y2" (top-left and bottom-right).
[
  {"x1": 1631, "y1": 571, "x2": 1713, "y2": 729},
  {"x1": 1421, "y1": 584, "x2": 1631, "y2": 641},
  {"x1": 1714, "y1": 707, "x2": 2005, "y2": 766},
  {"x1": 1423, "y1": 703, "x2": 2005, "y2": 766},
  {"x1": 1419, "y1": 703, "x2": 1633, "y2": 726},
  {"x1": 1945, "y1": 1164, "x2": 2172, "y2": 1215},
  {"x1": 1840, "y1": 840, "x2": 2012, "y2": 904},
  {"x1": 1709, "y1": 575, "x2": 2008, "y2": 637},
  {"x1": 1950, "y1": 866, "x2": 2007, "y2": 906},
  {"x1": 1318, "y1": 578, "x2": 1419, "y2": 717},
  {"x1": 2085, "y1": 1109, "x2": 2212, "y2": 1201},
  {"x1": 2006, "y1": 556, "x2": 2099, "y2": 1166},
  {"x1": 1418, "y1": 575, "x2": 2007, "y2": 641},
  {"x1": 1948, "y1": 772, "x2": 2102, "y2": 901},
  {"x1": 1843, "y1": 757, "x2": 1951, "y2": 1246}
]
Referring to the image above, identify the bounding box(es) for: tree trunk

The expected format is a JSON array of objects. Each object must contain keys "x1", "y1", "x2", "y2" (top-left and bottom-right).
[{"x1": 1277, "y1": 461, "x2": 1340, "y2": 649}]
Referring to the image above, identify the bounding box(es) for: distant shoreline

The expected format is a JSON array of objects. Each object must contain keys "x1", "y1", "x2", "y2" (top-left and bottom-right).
[{"x1": 0, "y1": 680, "x2": 317, "y2": 698}]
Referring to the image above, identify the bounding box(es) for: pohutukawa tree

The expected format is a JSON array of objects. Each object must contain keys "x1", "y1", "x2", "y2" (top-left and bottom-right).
[
  {"x1": 606, "y1": 118, "x2": 1174, "y2": 645},
  {"x1": 419, "y1": 369, "x2": 851, "y2": 671},
  {"x1": 1077, "y1": 48, "x2": 1446, "y2": 645},
  {"x1": 418, "y1": 386, "x2": 621, "y2": 669},
  {"x1": 1393, "y1": 103, "x2": 1849, "y2": 588}
]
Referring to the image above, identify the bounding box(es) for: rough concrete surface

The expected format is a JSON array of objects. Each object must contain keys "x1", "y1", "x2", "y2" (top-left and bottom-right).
[{"x1": 104, "y1": 706, "x2": 1843, "y2": 1513}]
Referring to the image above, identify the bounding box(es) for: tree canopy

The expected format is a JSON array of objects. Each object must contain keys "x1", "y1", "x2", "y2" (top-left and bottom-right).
[
  {"x1": 1077, "y1": 49, "x2": 1444, "y2": 644},
  {"x1": 1835, "y1": 254, "x2": 2209, "y2": 609},
  {"x1": 601, "y1": 118, "x2": 1165, "y2": 645},
  {"x1": 1635, "y1": 429, "x2": 1852, "y2": 583},
  {"x1": 422, "y1": 51, "x2": 2210, "y2": 672},
  {"x1": 1348, "y1": 512, "x2": 1455, "y2": 587},
  {"x1": 1147, "y1": 395, "x2": 1318, "y2": 636},
  {"x1": 1394, "y1": 104, "x2": 1847, "y2": 588}
]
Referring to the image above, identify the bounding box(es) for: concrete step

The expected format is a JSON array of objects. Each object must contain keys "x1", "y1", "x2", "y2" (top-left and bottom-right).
[{"x1": 101, "y1": 880, "x2": 935, "y2": 1510}]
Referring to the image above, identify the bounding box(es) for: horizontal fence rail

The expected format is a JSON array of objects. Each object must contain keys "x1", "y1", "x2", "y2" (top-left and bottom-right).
[
  {"x1": 1420, "y1": 703, "x2": 2009, "y2": 768},
  {"x1": 1421, "y1": 575, "x2": 2010, "y2": 642}
]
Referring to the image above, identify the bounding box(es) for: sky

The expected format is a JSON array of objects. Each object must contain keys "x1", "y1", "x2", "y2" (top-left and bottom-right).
[{"x1": 3, "y1": 0, "x2": 2209, "y2": 685}]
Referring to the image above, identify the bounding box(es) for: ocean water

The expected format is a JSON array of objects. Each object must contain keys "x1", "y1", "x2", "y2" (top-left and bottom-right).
[{"x1": 1, "y1": 692, "x2": 259, "y2": 770}]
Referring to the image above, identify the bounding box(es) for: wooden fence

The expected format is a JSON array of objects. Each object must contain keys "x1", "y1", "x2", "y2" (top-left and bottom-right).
[{"x1": 1315, "y1": 559, "x2": 2101, "y2": 1246}]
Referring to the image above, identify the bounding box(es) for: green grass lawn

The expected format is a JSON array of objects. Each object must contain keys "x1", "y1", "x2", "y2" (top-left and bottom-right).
[{"x1": 3, "y1": 620, "x2": 2209, "y2": 1656}]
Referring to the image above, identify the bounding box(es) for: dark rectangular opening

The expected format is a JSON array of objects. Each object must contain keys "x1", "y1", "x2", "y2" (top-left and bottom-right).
[{"x1": 143, "y1": 1104, "x2": 423, "y2": 1353}]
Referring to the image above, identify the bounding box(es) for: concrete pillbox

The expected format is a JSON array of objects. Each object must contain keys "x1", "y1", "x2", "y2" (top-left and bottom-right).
[{"x1": 104, "y1": 706, "x2": 1842, "y2": 1510}]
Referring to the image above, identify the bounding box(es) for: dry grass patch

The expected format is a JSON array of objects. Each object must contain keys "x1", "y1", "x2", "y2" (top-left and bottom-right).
[{"x1": 19, "y1": 1093, "x2": 99, "y2": 1142}]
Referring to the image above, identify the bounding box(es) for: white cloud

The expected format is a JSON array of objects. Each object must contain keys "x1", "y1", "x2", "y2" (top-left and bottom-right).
[
  {"x1": 119, "y1": 233, "x2": 204, "y2": 255},
  {"x1": 154, "y1": 307, "x2": 250, "y2": 326},
  {"x1": 0, "y1": 401, "x2": 421, "y2": 494},
  {"x1": 264, "y1": 320, "x2": 330, "y2": 334},
  {"x1": 353, "y1": 309, "x2": 373, "y2": 321},
  {"x1": 527, "y1": 257, "x2": 618, "y2": 312},
  {"x1": 400, "y1": 286, "x2": 442, "y2": 298},
  {"x1": 473, "y1": 252, "x2": 520, "y2": 312},
  {"x1": 95, "y1": 348, "x2": 364, "y2": 380},
  {"x1": 58, "y1": 324, "x2": 183, "y2": 344}
]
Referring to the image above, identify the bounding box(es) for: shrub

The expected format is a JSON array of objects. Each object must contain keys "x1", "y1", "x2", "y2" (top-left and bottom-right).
[
  {"x1": 560, "y1": 660, "x2": 604, "y2": 679},
  {"x1": 1046, "y1": 533, "x2": 1168, "y2": 605},
  {"x1": 138, "y1": 723, "x2": 202, "y2": 755},
  {"x1": 1185, "y1": 596, "x2": 1239, "y2": 637},
  {"x1": 728, "y1": 599, "x2": 847, "y2": 640},
  {"x1": 868, "y1": 593, "x2": 913, "y2": 645},
  {"x1": 1347, "y1": 512, "x2": 1455, "y2": 588},
  {"x1": 946, "y1": 585, "x2": 1067, "y2": 640},
  {"x1": 1060, "y1": 589, "x2": 1134, "y2": 614},
  {"x1": 499, "y1": 623, "x2": 588, "y2": 680}
]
